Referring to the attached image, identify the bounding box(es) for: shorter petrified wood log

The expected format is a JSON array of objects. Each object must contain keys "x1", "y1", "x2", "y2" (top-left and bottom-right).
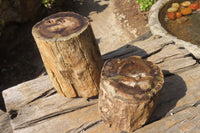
[
  {"x1": 99, "y1": 56, "x2": 164, "y2": 132},
  {"x1": 32, "y1": 12, "x2": 103, "y2": 98}
]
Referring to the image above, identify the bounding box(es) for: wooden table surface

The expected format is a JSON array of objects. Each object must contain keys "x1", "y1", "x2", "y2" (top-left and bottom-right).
[{"x1": 3, "y1": 35, "x2": 200, "y2": 133}]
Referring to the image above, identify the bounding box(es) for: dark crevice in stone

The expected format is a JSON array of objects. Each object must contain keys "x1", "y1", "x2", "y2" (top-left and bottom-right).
[
  {"x1": 162, "y1": 61, "x2": 199, "y2": 76},
  {"x1": 193, "y1": 100, "x2": 200, "y2": 107},
  {"x1": 9, "y1": 110, "x2": 18, "y2": 119},
  {"x1": 27, "y1": 88, "x2": 56, "y2": 104},
  {"x1": 166, "y1": 100, "x2": 200, "y2": 117},
  {"x1": 71, "y1": 83, "x2": 79, "y2": 98},
  {"x1": 178, "y1": 47, "x2": 185, "y2": 49},
  {"x1": 155, "y1": 60, "x2": 164, "y2": 64},
  {"x1": 87, "y1": 95, "x2": 98, "y2": 101},
  {"x1": 155, "y1": 53, "x2": 187, "y2": 65},
  {"x1": 142, "y1": 41, "x2": 175, "y2": 59},
  {"x1": 174, "y1": 62, "x2": 199, "y2": 74},
  {"x1": 184, "y1": 53, "x2": 200, "y2": 64},
  {"x1": 66, "y1": 120, "x2": 102, "y2": 133},
  {"x1": 46, "y1": 90, "x2": 57, "y2": 97},
  {"x1": 78, "y1": 120, "x2": 102, "y2": 133}
]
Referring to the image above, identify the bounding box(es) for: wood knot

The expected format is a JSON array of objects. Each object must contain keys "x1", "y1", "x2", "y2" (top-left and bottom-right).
[{"x1": 9, "y1": 110, "x2": 18, "y2": 119}]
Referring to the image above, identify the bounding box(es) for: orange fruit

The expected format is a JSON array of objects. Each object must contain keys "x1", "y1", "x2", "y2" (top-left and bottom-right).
[
  {"x1": 181, "y1": 7, "x2": 192, "y2": 15},
  {"x1": 167, "y1": 12, "x2": 176, "y2": 20},
  {"x1": 176, "y1": 12, "x2": 182, "y2": 18}
]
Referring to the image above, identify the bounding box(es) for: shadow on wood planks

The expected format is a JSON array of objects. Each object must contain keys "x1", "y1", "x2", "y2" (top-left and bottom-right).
[
  {"x1": 0, "y1": 43, "x2": 187, "y2": 129},
  {"x1": 0, "y1": 41, "x2": 187, "y2": 132},
  {"x1": 102, "y1": 43, "x2": 187, "y2": 125}
]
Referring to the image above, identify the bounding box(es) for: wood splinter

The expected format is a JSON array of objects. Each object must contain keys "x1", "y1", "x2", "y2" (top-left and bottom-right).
[
  {"x1": 99, "y1": 56, "x2": 164, "y2": 132},
  {"x1": 32, "y1": 12, "x2": 103, "y2": 98}
]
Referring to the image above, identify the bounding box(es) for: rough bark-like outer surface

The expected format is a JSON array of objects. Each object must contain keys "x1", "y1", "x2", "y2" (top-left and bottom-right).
[
  {"x1": 99, "y1": 56, "x2": 164, "y2": 132},
  {"x1": 32, "y1": 12, "x2": 103, "y2": 98}
]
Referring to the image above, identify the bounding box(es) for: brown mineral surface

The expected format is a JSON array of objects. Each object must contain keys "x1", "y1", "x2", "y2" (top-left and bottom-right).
[
  {"x1": 33, "y1": 12, "x2": 88, "y2": 39},
  {"x1": 99, "y1": 56, "x2": 164, "y2": 132}
]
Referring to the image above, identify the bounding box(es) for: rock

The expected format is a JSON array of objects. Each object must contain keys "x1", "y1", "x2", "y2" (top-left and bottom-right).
[{"x1": 98, "y1": 56, "x2": 164, "y2": 132}]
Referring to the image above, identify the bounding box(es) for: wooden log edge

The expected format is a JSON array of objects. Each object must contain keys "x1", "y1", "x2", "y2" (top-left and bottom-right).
[
  {"x1": 32, "y1": 12, "x2": 103, "y2": 98},
  {"x1": 32, "y1": 12, "x2": 89, "y2": 41}
]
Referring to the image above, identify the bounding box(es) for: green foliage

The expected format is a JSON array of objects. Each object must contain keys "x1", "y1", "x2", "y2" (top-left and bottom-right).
[
  {"x1": 136, "y1": 0, "x2": 157, "y2": 11},
  {"x1": 42, "y1": 0, "x2": 55, "y2": 8}
]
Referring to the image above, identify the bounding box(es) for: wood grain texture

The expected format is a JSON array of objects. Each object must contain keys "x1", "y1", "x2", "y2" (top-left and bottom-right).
[
  {"x1": 3, "y1": 35, "x2": 200, "y2": 133},
  {"x1": 99, "y1": 56, "x2": 164, "y2": 132},
  {"x1": 134, "y1": 105, "x2": 200, "y2": 133},
  {"x1": 0, "y1": 110, "x2": 12, "y2": 133},
  {"x1": 32, "y1": 12, "x2": 103, "y2": 98}
]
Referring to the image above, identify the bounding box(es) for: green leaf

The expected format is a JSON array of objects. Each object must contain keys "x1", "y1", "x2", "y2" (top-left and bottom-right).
[{"x1": 137, "y1": 0, "x2": 157, "y2": 11}]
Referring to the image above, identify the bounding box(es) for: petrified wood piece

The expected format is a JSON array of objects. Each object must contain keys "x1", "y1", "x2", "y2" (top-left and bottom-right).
[
  {"x1": 32, "y1": 12, "x2": 103, "y2": 98},
  {"x1": 99, "y1": 56, "x2": 164, "y2": 132}
]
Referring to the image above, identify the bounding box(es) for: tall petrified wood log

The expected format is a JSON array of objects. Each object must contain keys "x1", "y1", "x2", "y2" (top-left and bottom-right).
[
  {"x1": 99, "y1": 56, "x2": 164, "y2": 132},
  {"x1": 32, "y1": 12, "x2": 103, "y2": 98}
]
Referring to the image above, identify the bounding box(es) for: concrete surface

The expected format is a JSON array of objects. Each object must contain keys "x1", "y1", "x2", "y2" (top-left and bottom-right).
[{"x1": 76, "y1": 0, "x2": 134, "y2": 55}]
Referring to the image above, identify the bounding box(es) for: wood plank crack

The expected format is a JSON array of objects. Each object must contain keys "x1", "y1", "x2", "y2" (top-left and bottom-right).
[
  {"x1": 155, "y1": 53, "x2": 188, "y2": 64},
  {"x1": 166, "y1": 100, "x2": 200, "y2": 117},
  {"x1": 142, "y1": 41, "x2": 175, "y2": 59},
  {"x1": 14, "y1": 101, "x2": 97, "y2": 130},
  {"x1": 66, "y1": 120, "x2": 102, "y2": 133},
  {"x1": 27, "y1": 88, "x2": 56, "y2": 104}
]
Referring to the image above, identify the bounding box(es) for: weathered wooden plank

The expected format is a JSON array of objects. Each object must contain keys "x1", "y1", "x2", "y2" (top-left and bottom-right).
[
  {"x1": 3, "y1": 76, "x2": 54, "y2": 109},
  {"x1": 103, "y1": 36, "x2": 196, "y2": 74},
  {"x1": 4, "y1": 71, "x2": 200, "y2": 133},
  {"x1": 103, "y1": 36, "x2": 174, "y2": 60},
  {"x1": 14, "y1": 104, "x2": 100, "y2": 133},
  {"x1": 134, "y1": 105, "x2": 200, "y2": 133},
  {"x1": 0, "y1": 110, "x2": 12, "y2": 133},
  {"x1": 149, "y1": 66, "x2": 200, "y2": 123},
  {"x1": 3, "y1": 36, "x2": 200, "y2": 133},
  {"x1": 3, "y1": 76, "x2": 101, "y2": 133},
  {"x1": 146, "y1": 44, "x2": 196, "y2": 74},
  {"x1": 147, "y1": 44, "x2": 190, "y2": 63}
]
